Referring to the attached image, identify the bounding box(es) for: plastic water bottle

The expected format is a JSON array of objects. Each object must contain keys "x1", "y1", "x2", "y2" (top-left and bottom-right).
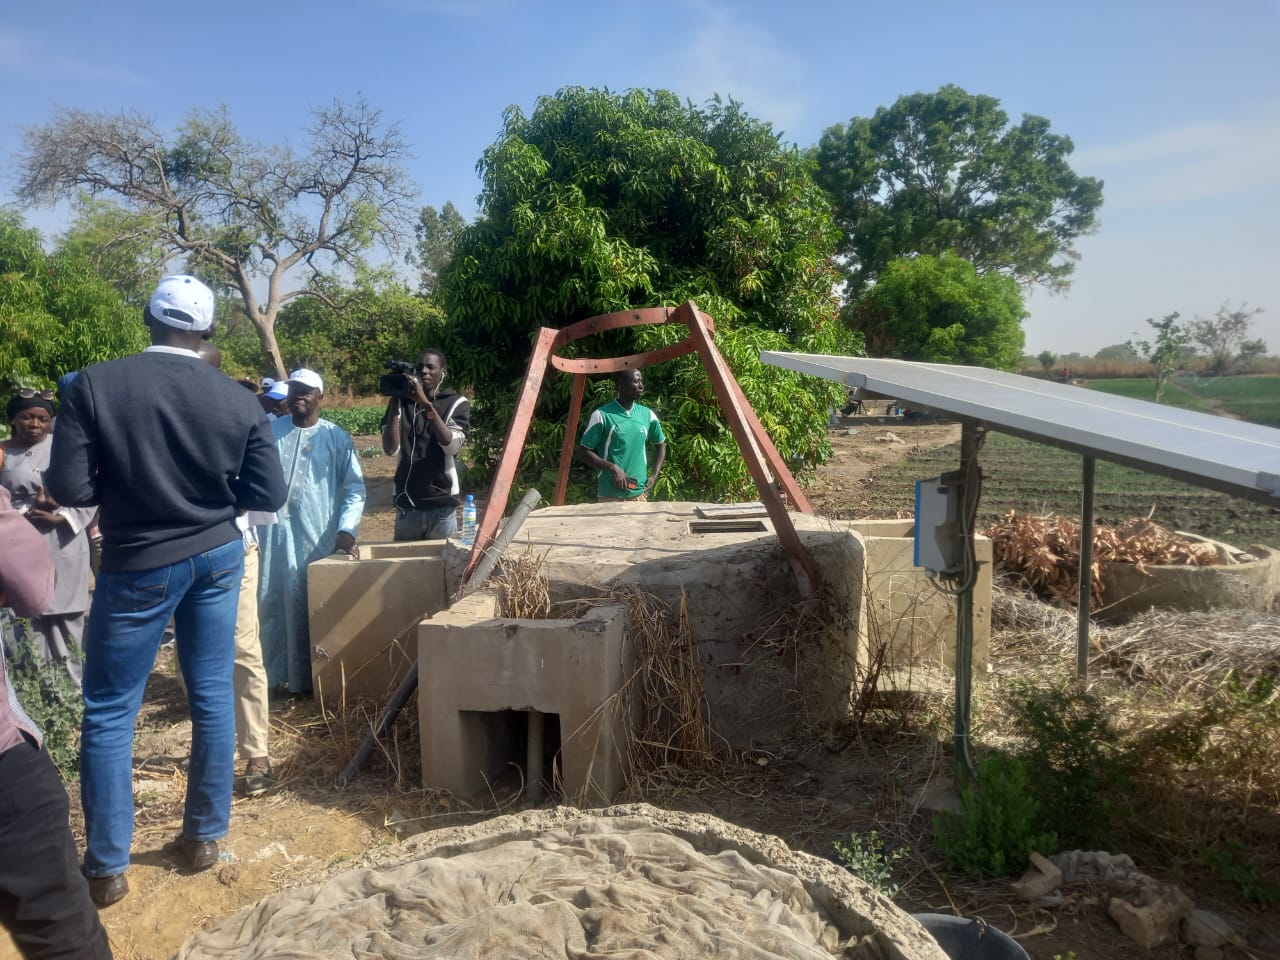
[{"x1": 460, "y1": 494, "x2": 477, "y2": 547}]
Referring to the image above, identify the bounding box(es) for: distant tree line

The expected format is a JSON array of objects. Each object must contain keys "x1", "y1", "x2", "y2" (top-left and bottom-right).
[
  {"x1": 5, "y1": 83, "x2": 1116, "y2": 499},
  {"x1": 1027, "y1": 303, "x2": 1269, "y2": 403}
]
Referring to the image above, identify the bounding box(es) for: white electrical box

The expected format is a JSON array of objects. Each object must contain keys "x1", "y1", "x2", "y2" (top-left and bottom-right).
[{"x1": 914, "y1": 477, "x2": 963, "y2": 575}]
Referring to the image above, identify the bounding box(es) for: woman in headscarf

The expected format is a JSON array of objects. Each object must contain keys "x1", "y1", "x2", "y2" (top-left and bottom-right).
[{"x1": 0, "y1": 390, "x2": 95, "y2": 688}]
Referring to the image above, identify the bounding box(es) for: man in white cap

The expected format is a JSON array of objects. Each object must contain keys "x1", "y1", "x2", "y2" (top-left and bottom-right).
[
  {"x1": 256, "y1": 368, "x2": 365, "y2": 698},
  {"x1": 46, "y1": 275, "x2": 287, "y2": 907}
]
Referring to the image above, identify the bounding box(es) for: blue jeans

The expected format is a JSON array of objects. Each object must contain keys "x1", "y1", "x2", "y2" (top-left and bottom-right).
[
  {"x1": 393, "y1": 504, "x2": 457, "y2": 541},
  {"x1": 80, "y1": 539, "x2": 244, "y2": 878}
]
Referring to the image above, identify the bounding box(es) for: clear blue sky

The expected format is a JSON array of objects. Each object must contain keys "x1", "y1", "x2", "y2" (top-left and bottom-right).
[{"x1": 2, "y1": 0, "x2": 1277, "y2": 356}]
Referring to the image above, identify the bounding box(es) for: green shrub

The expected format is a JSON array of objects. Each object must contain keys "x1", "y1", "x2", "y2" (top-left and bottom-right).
[
  {"x1": 2, "y1": 626, "x2": 83, "y2": 780},
  {"x1": 324, "y1": 406, "x2": 386, "y2": 436},
  {"x1": 832, "y1": 829, "x2": 909, "y2": 898},
  {"x1": 934, "y1": 751, "x2": 1057, "y2": 877},
  {"x1": 1007, "y1": 680, "x2": 1137, "y2": 848}
]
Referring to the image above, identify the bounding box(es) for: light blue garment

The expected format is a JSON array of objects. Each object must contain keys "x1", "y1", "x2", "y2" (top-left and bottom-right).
[{"x1": 257, "y1": 418, "x2": 365, "y2": 693}]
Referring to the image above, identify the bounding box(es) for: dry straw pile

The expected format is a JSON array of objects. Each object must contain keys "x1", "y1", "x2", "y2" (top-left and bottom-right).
[{"x1": 986, "y1": 512, "x2": 1221, "y2": 607}]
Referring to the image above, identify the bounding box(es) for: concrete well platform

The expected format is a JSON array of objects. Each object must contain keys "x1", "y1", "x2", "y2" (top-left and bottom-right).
[
  {"x1": 307, "y1": 540, "x2": 449, "y2": 705},
  {"x1": 438, "y1": 501, "x2": 869, "y2": 747}
]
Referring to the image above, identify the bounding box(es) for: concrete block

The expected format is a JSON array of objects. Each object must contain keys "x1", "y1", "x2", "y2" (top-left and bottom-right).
[
  {"x1": 840, "y1": 519, "x2": 992, "y2": 686},
  {"x1": 307, "y1": 540, "x2": 448, "y2": 706},
  {"x1": 418, "y1": 597, "x2": 634, "y2": 805}
]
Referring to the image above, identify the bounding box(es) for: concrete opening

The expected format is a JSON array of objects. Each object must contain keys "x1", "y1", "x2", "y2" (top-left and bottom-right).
[
  {"x1": 458, "y1": 708, "x2": 563, "y2": 799},
  {"x1": 687, "y1": 519, "x2": 768, "y2": 534}
]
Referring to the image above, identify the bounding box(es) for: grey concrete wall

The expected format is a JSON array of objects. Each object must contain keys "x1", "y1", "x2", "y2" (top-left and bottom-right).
[{"x1": 307, "y1": 540, "x2": 448, "y2": 706}]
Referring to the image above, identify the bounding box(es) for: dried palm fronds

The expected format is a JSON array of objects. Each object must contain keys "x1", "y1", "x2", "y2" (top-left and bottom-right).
[{"x1": 986, "y1": 512, "x2": 1222, "y2": 608}]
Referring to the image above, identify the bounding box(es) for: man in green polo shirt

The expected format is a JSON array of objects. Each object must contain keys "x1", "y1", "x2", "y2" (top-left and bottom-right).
[{"x1": 577, "y1": 368, "x2": 667, "y2": 501}]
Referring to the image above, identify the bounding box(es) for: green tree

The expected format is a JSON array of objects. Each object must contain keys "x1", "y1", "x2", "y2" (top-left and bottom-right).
[
  {"x1": 846, "y1": 253, "x2": 1026, "y2": 370},
  {"x1": 269, "y1": 269, "x2": 444, "y2": 394},
  {"x1": 1094, "y1": 342, "x2": 1139, "y2": 363},
  {"x1": 437, "y1": 86, "x2": 854, "y2": 503},
  {"x1": 1037, "y1": 350, "x2": 1057, "y2": 373},
  {"x1": 813, "y1": 85, "x2": 1103, "y2": 298},
  {"x1": 56, "y1": 198, "x2": 169, "y2": 307},
  {"x1": 410, "y1": 201, "x2": 467, "y2": 296},
  {"x1": 0, "y1": 211, "x2": 144, "y2": 388},
  {"x1": 1187, "y1": 302, "x2": 1266, "y2": 376},
  {"x1": 1130, "y1": 312, "x2": 1191, "y2": 403},
  {"x1": 15, "y1": 97, "x2": 416, "y2": 377}
]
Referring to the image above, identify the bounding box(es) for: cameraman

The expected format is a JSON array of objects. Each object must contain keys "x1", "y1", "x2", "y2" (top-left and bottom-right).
[{"x1": 380, "y1": 349, "x2": 470, "y2": 541}]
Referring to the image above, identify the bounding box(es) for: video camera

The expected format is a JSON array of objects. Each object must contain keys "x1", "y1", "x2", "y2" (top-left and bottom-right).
[{"x1": 379, "y1": 360, "x2": 418, "y2": 399}]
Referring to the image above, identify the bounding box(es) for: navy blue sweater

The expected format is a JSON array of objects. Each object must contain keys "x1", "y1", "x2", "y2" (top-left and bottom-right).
[{"x1": 47, "y1": 350, "x2": 287, "y2": 573}]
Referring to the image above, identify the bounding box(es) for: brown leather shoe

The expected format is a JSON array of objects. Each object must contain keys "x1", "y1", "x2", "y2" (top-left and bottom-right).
[
  {"x1": 87, "y1": 873, "x2": 128, "y2": 908},
  {"x1": 177, "y1": 835, "x2": 219, "y2": 872}
]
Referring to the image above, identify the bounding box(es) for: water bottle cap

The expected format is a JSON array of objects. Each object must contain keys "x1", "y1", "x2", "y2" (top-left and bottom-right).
[{"x1": 465, "y1": 494, "x2": 474, "y2": 502}]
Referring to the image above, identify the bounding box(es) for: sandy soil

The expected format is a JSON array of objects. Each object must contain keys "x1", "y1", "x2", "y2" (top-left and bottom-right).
[{"x1": 2, "y1": 421, "x2": 1269, "y2": 960}]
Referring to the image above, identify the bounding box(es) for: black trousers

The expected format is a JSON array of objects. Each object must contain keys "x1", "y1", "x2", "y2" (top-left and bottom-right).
[{"x1": 0, "y1": 739, "x2": 112, "y2": 960}]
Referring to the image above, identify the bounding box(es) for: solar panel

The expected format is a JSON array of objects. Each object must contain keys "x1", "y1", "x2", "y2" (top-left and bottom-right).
[{"x1": 761, "y1": 353, "x2": 1280, "y2": 504}]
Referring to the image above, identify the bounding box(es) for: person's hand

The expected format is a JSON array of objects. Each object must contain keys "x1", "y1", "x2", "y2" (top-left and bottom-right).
[
  {"x1": 411, "y1": 375, "x2": 433, "y2": 410},
  {"x1": 610, "y1": 464, "x2": 629, "y2": 490},
  {"x1": 643, "y1": 476, "x2": 656, "y2": 494},
  {"x1": 26, "y1": 508, "x2": 65, "y2": 530},
  {"x1": 334, "y1": 531, "x2": 359, "y2": 559},
  {"x1": 33, "y1": 486, "x2": 60, "y2": 513}
]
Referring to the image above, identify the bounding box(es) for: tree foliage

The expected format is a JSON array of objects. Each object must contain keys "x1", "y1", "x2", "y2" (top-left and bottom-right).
[
  {"x1": 261, "y1": 270, "x2": 444, "y2": 394},
  {"x1": 410, "y1": 201, "x2": 467, "y2": 296},
  {"x1": 1037, "y1": 350, "x2": 1056, "y2": 373},
  {"x1": 1187, "y1": 302, "x2": 1266, "y2": 376},
  {"x1": 1094, "y1": 342, "x2": 1139, "y2": 363},
  {"x1": 437, "y1": 86, "x2": 855, "y2": 504},
  {"x1": 15, "y1": 97, "x2": 416, "y2": 377},
  {"x1": 1130, "y1": 312, "x2": 1191, "y2": 403},
  {"x1": 813, "y1": 85, "x2": 1103, "y2": 298},
  {"x1": 846, "y1": 253, "x2": 1026, "y2": 370},
  {"x1": 0, "y1": 211, "x2": 144, "y2": 389}
]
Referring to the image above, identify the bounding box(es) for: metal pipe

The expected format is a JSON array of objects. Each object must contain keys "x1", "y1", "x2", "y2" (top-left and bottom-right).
[
  {"x1": 1077, "y1": 456, "x2": 1096, "y2": 679},
  {"x1": 952, "y1": 419, "x2": 980, "y2": 783},
  {"x1": 458, "y1": 487, "x2": 544, "y2": 596}
]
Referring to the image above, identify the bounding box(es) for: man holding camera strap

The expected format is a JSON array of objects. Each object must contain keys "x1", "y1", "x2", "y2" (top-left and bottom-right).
[{"x1": 380, "y1": 349, "x2": 470, "y2": 541}]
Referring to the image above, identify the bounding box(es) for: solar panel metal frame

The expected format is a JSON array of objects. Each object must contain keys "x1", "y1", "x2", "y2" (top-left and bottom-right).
[{"x1": 761, "y1": 353, "x2": 1280, "y2": 506}]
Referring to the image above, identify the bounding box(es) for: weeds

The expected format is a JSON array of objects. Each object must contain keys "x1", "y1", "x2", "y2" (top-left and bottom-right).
[
  {"x1": 832, "y1": 829, "x2": 908, "y2": 898},
  {"x1": 1005, "y1": 678, "x2": 1136, "y2": 849},
  {"x1": 2, "y1": 626, "x2": 83, "y2": 780},
  {"x1": 934, "y1": 750, "x2": 1057, "y2": 877},
  {"x1": 1200, "y1": 839, "x2": 1280, "y2": 907}
]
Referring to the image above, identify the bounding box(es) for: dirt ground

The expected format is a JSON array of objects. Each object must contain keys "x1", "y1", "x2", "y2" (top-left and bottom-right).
[{"x1": 4, "y1": 421, "x2": 1274, "y2": 960}]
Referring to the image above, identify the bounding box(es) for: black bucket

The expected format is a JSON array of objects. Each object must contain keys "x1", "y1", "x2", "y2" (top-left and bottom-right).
[{"x1": 911, "y1": 913, "x2": 1030, "y2": 960}]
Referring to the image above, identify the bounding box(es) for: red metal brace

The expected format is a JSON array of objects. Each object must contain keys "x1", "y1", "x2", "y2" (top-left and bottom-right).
[{"x1": 461, "y1": 302, "x2": 819, "y2": 598}]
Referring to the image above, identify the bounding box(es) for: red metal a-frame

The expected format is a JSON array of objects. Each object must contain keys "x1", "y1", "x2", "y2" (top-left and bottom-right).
[{"x1": 461, "y1": 300, "x2": 820, "y2": 597}]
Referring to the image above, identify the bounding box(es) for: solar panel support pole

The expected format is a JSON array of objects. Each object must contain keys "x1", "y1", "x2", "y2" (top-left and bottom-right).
[
  {"x1": 952, "y1": 419, "x2": 981, "y2": 782},
  {"x1": 1077, "y1": 456, "x2": 1096, "y2": 679}
]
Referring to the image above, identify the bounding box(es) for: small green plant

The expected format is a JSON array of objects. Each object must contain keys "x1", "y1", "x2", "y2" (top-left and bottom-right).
[
  {"x1": 358, "y1": 444, "x2": 383, "y2": 459},
  {"x1": 1007, "y1": 679, "x2": 1136, "y2": 848},
  {"x1": 934, "y1": 750, "x2": 1057, "y2": 877},
  {"x1": 2, "y1": 626, "x2": 83, "y2": 780},
  {"x1": 832, "y1": 829, "x2": 909, "y2": 898},
  {"x1": 1200, "y1": 839, "x2": 1280, "y2": 907}
]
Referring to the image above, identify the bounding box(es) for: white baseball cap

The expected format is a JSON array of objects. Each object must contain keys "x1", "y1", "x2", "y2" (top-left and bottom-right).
[
  {"x1": 148, "y1": 275, "x2": 215, "y2": 332},
  {"x1": 265, "y1": 381, "x2": 289, "y2": 400},
  {"x1": 287, "y1": 368, "x2": 324, "y2": 394}
]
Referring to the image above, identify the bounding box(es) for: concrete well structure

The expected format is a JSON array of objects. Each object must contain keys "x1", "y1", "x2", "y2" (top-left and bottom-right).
[
  {"x1": 307, "y1": 540, "x2": 449, "y2": 706},
  {"x1": 418, "y1": 593, "x2": 635, "y2": 805},
  {"x1": 436, "y1": 502, "x2": 869, "y2": 750},
  {"x1": 1100, "y1": 541, "x2": 1280, "y2": 620},
  {"x1": 840, "y1": 519, "x2": 992, "y2": 690}
]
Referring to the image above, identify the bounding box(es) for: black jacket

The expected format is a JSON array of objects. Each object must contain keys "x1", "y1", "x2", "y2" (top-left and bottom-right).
[{"x1": 47, "y1": 350, "x2": 286, "y2": 573}]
